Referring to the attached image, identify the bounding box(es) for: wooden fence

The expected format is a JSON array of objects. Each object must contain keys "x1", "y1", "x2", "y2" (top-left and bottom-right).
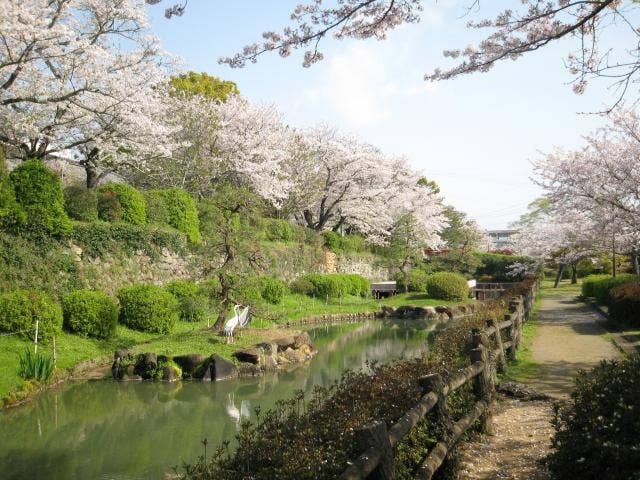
[
  {"x1": 339, "y1": 279, "x2": 539, "y2": 480},
  {"x1": 472, "y1": 282, "x2": 519, "y2": 301}
]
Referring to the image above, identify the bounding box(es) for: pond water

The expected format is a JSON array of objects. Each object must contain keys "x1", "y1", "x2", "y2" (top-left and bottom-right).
[{"x1": 0, "y1": 318, "x2": 443, "y2": 480}]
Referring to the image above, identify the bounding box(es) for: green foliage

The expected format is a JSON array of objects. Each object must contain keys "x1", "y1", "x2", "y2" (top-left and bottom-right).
[
  {"x1": 0, "y1": 232, "x2": 82, "y2": 299},
  {"x1": 425, "y1": 272, "x2": 469, "y2": 301},
  {"x1": 0, "y1": 290, "x2": 62, "y2": 341},
  {"x1": 259, "y1": 277, "x2": 287, "y2": 304},
  {"x1": 548, "y1": 355, "x2": 640, "y2": 480},
  {"x1": 292, "y1": 273, "x2": 369, "y2": 299},
  {"x1": 98, "y1": 183, "x2": 146, "y2": 225},
  {"x1": 395, "y1": 268, "x2": 430, "y2": 292},
  {"x1": 17, "y1": 349, "x2": 54, "y2": 382},
  {"x1": 584, "y1": 274, "x2": 639, "y2": 304},
  {"x1": 62, "y1": 290, "x2": 118, "y2": 339},
  {"x1": 581, "y1": 274, "x2": 612, "y2": 298},
  {"x1": 165, "y1": 280, "x2": 209, "y2": 322},
  {"x1": 0, "y1": 167, "x2": 25, "y2": 230},
  {"x1": 322, "y1": 230, "x2": 341, "y2": 251},
  {"x1": 9, "y1": 159, "x2": 71, "y2": 235},
  {"x1": 117, "y1": 284, "x2": 178, "y2": 334},
  {"x1": 145, "y1": 188, "x2": 201, "y2": 244},
  {"x1": 235, "y1": 276, "x2": 287, "y2": 305},
  {"x1": 70, "y1": 221, "x2": 186, "y2": 259},
  {"x1": 473, "y1": 253, "x2": 531, "y2": 282},
  {"x1": 63, "y1": 184, "x2": 98, "y2": 222},
  {"x1": 607, "y1": 283, "x2": 640, "y2": 326},
  {"x1": 170, "y1": 71, "x2": 239, "y2": 101},
  {"x1": 264, "y1": 218, "x2": 293, "y2": 242}
]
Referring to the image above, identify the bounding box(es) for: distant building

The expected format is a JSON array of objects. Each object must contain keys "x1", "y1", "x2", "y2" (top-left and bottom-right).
[{"x1": 486, "y1": 229, "x2": 518, "y2": 251}]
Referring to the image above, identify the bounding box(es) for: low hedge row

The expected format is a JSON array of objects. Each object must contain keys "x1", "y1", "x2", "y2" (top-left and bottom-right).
[
  {"x1": 607, "y1": 283, "x2": 640, "y2": 326},
  {"x1": 395, "y1": 270, "x2": 469, "y2": 301},
  {"x1": 581, "y1": 274, "x2": 639, "y2": 304},
  {"x1": 290, "y1": 273, "x2": 370, "y2": 299}
]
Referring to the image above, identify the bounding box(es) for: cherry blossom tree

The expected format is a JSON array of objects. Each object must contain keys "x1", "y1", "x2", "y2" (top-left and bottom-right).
[
  {"x1": 0, "y1": 0, "x2": 173, "y2": 187},
  {"x1": 131, "y1": 93, "x2": 293, "y2": 203}
]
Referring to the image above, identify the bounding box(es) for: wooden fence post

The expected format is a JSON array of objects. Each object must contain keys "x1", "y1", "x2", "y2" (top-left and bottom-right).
[
  {"x1": 504, "y1": 313, "x2": 516, "y2": 361},
  {"x1": 418, "y1": 373, "x2": 453, "y2": 433},
  {"x1": 486, "y1": 319, "x2": 505, "y2": 373},
  {"x1": 353, "y1": 420, "x2": 395, "y2": 480},
  {"x1": 470, "y1": 329, "x2": 494, "y2": 435}
]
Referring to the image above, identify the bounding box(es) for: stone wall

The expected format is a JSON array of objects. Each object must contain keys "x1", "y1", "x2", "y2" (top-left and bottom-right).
[{"x1": 335, "y1": 253, "x2": 390, "y2": 281}]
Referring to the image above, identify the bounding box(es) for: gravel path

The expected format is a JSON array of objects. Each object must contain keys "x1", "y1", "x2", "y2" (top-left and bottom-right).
[{"x1": 457, "y1": 293, "x2": 622, "y2": 480}]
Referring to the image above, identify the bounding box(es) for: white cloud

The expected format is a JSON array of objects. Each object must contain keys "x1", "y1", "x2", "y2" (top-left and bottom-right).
[{"x1": 302, "y1": 43, "x2": 439, "y2": 126}]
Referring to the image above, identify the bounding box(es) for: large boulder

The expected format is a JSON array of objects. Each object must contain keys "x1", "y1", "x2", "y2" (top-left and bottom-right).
[
  {"x1": 233, "y1": 348, "x2": 262, "y2": 364},
  {"x1": 162, "y1": 365, "x2": 180, "y2": 382},
  {"x1": 210, "y1": 354, "x2": 238, "y2": 381},
  {"x1": 173, "y1": 354, "x2": 207, "y2": 376},
  {"x1": 293, "y1": 332, "x2": 312, "y2": 349},
  {"x1": 380, "y1": 305, "x2": 397, "y2": 317},
  {"x1": 271, "y1": 336, "x2": 296, "y2": 351}
]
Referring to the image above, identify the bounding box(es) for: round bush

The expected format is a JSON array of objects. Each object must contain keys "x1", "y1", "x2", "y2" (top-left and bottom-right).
[
  {"x1": 64, "y1": 184, "x2": 98, "y2": 222},
  {"x1": 395, "y1": 269, "x2": 430, "y2": 293},
  {"x1": 425, "y1": 272, "x2": 469, "y2": 301},
  {"x1": 548, "y1": 354, "x2": 640, "y2": 480},
  {"x1": 0, "y1": 169, "x2": 26, "y2": 230},
  {"x1": 607, "y1": 282, "x2": 640, "y2": 325},
  {"x1": 0, "y1": 290, "x2": 62, "y2": 341},
  {"x1": 290, "y1": 277, "x2": 315, "y2": 296},
  {"x1": 298, "y1": 273, "x2": 351, "y2": 299},
  {"x1": 259, "y1": 277, "x2": 286, "y2": 304},
  {"x1": 322, "y1": 231, "x2": 341, "y2": 252},
  {"x1": 117, "y1": 284, "x2": 178, "y2": 333},
  {"x1": 9, "y1": 159, "x2": 71, "y2": 235},
  {"x1": 98, "y1": 183, "x2": 146, "y2": 225},
  {"x1": 339, "y1": 274, "x2": 370, "y2": 297},
  {"x1": 145, "y1": 188, "x2": 201, "y2": 244},
  {"x1": 62, "y1": 290, "x2": 118, "y2": 338},
  {"x1": 165, "y1": 280, "x2": 208, "y2": 322},
  {"x1": 265, "y1": 219, "x2": 293, "y2": 242},
  {"x1": 96, "y1": 190, "x2": 122, "y2": 222}
]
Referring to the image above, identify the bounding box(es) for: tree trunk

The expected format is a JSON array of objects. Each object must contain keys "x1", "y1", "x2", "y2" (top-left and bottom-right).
[
  {"x1": 554, "y1": 264, "x2": 565, "y2": 288},
  {"x1": 213, "y1": 274, "x2": 230, "y2": 332},
  {"x1": 612, "y1": 232, "x2": 617, "y2": 278},
  {"x1": 633, "y1": 252, "x2": 640, "y2": 277},
  {"x1": 571, "y1": 264, "x2": 578, "y2": 284},
  {"x1": 85, "y1": 163, "x2": 99, "y2": 189}
]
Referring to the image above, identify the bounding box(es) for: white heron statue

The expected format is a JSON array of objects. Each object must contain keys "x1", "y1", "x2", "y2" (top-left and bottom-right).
[{"x1": 223, "y1": 304, "x2": 250, "y2": 344}]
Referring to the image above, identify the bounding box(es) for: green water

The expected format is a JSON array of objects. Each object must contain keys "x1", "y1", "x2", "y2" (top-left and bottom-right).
[{"x1": 0, "y1": 319, "x2": 441, "y2": 479}]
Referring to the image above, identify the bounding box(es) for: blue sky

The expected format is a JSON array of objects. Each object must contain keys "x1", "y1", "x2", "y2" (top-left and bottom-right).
[{"x1": 147, "y1": 1, "x2": 624, "y2": 229}]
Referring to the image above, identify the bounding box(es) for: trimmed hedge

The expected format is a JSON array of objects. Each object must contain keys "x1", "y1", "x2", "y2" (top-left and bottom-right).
[
  {"x1": 237, "y1": 276, "x2": 287, "y2": 305},
  {"x1": 548, "y1": 354, "x2": 640, "y2": 480},
  {"x1": 425, "y1": 272, "x2": 469, "y2": 301},
  {"x1": 581, "y1": 274, "x2": 612, "y2": 298},
  {"x1": 582, "y1": 274, "x2": 639, "y2": 304},
  {"x1": 607, "y1": 283, "x2": 640, "y2": 325},
  {"x1": 62, "y1": 290, "x2": 118, "y2": 338},
  {"x1": 98, "y1": 183, "x2": 146, "y2": 225},
  {"x1": 395, "y1": 269, "x2": 430, "y2": 293},
  {"x1": 0, "y1": 290, "x2": 62, "y2": 341},
  {"x1": 117, "y1": 284, "x2": 178, "y2": 334},
  {"x1": 165, "y1": 280, "x2": 209, "y2": 322},
  {"x1": 63, "y1": 184, "x2": 98, "y2": 222},
  {"x1": 145, "y1": 188, "x2": 201, "y2": 244},
  {"x1": 9, "y1": 159, "x2": 71, "y2": 235},
  {"x1": 292, "y1": 273, "x2": 370, "y2": 299},
  {"x1": 0, "y1": 168, "x2": 26, "y2": 230}
]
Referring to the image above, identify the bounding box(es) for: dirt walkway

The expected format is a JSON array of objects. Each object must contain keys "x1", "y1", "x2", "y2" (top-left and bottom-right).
[{"x1": 457, "y1": 293, "x2": 622, "y2": 480}]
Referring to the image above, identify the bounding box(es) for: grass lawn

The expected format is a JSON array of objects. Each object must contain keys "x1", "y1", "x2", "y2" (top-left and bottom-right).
[
  {"x1": 0, "y1": 291, "x2": 465, "y2": 400},
  {"x1": 540, "y1": 278, "x2": 582, "y2": 297}
]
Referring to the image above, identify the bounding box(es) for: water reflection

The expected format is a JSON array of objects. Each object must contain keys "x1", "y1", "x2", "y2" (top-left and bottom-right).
[{"x1": 0, "y1": 318, "x2": 439, "y2": 480}]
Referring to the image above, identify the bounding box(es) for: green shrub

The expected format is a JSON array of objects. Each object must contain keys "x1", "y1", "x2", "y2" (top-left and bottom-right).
[
  {"x1": 145, "y1": 188, "x2": 201, "y2": 244},
  {"x1": 259, "y1": 276, "x2": 286, "y2": 304},
  {"x1": 339, "y1": 274, "x2": 370, "y2": 297},
  {"x1": 548, "y1": 355, "x2": 640, "y2": 480},
  {"x1": 0, "y1": 168, "x2": 25, "y2": 230},
  {"x1": 62, "y1": 290, "x2": 118, "y2": 338},
  {"x1": 165, "y1": 280, "x2": 209, "y2": 322},
  {"x1": 290, "y1": 277, "x2": 315, "y2": 296},
  {"x1": 588, "y1": 274, "x2": 639, "y2": 304},
  {"x1": 0, "y1": 290, "x2": 62, "y2": 341},
  {"x1": 581, "y1": 274, "x2": 611, "y2": 298},
  {"x1": 425, "y1": 272, "x2": 469, "y2": 301},
  {"x1": 473, "y1": 253, "x2": 531, "y2": 282},
  {"x1": 9, "y1": 159, "x2": 71, "y2": 235},
  {"x1": 63, "y1": 184, "x2": 98, "y2": 222},
  {"x1": 395, "y1": 269, "x2": 430, "y2": 293},
  {"x1": 70, "y1": 221, "x2": 187, "y2": 259},
  {"x1": 117, "y1": 284, "x2": 178, "y2": 333},
  {"x1": 98, "y1": 183, "x2": 146, "y2": 225},
  {"x1": 340, "y1": 234, "x2": 366, "y2": 253},
  {"x1": 322, "y1": 231, "x2": 341, "y2": 251},
  {"x1": 96, "y1": 190, "x2": 122, "y2": 222},
  {"x1": 17, "y1": 349, "x2": 55, "y2": 382},
  {"x1": 607, "y1": 283, "x2": 640, "y2": 325},
  {"x1": 264, "y1": 219, "x2": 293, "y2": 242}
]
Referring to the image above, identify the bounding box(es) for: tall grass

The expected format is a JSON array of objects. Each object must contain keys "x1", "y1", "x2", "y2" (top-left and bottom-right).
[{"x1": 17, "y1": 349, "x2": 54, "y2": 382}]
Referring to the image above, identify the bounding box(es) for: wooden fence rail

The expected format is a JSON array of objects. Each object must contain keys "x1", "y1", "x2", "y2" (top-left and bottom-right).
[{"x1": 339, "y1": 279, "x2": 540, "y2": 480}]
